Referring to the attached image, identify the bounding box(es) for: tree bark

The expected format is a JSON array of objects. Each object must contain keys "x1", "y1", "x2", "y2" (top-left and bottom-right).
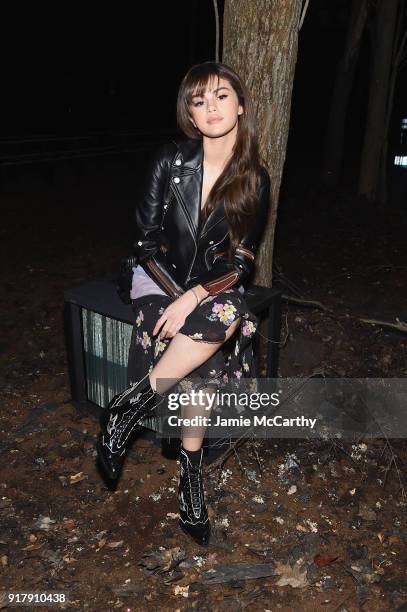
[
  {"x1": 358, "y1": 0, "x2": 399, "y2": 203},
  {"x1": 223, "y1": 0, "x2": 303, "y2": 287},
  {"x1": 322, "y1": 0, "x2": 369, "y2": 189}
]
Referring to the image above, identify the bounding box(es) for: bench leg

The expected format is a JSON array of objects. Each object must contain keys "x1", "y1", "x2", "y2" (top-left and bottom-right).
[{"x1": 64, "y1": 302, "x2": 87, "y2": 404}]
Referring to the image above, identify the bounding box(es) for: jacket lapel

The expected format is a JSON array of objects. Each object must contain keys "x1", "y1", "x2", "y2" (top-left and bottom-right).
[
  {"x1": 175, "y1": 138, "x2": 226, "y2": 239},
  {"x1": 199, "y1": 201, "x2": 226, "y2": 238}
]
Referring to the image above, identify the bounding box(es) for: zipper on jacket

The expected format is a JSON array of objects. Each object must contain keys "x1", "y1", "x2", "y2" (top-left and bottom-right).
[{"x1": 204, "y1": 231, "x2": 229, "y2": 269}]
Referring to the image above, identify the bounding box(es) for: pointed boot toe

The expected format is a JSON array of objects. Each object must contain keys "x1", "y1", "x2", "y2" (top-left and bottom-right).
[
  {"x1": 96, "y1": 434, "x2": 125, "y2": 483},
  {"x1": 179, "y1": 518, "x2": 211, "y2": 546},
  {"x1": 178, "y1": 448, "x2": 211, "y2": 546}
]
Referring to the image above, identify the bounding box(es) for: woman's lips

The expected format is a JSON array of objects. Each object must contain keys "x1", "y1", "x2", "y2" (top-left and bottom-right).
[{"x1": 207, "y1": 117, "x2": 222, "y2": 124}]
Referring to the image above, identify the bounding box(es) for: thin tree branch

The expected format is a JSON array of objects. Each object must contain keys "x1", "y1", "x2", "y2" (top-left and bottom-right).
[
  {"x1": 212, "y1": 0, "x2": 220, "y2": 62},
  {"x1": 359, "y1": 317, "x2": 407, "y2": 333},
  {"x1": 298, "y1": 0, "x2": 310, "y2": 31},
  {"x1": 282, "y1": 294, "x2": 330, "y2": 311}
]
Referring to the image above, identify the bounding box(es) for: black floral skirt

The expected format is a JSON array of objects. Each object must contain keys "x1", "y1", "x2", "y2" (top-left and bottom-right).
[{"x1": 127, "y1": 288, "x2": 258, "y2": 391}]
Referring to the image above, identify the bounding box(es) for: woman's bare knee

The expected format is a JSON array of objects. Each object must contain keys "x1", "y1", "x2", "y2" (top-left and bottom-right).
[{"x1": 224, "y1": 317, "x2": 242, "y2": 342}]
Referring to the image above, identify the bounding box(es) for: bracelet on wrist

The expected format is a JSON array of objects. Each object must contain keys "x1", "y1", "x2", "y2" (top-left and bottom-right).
[{"x1": 190, "y1": 287, "x2": 200, "y2": 305}]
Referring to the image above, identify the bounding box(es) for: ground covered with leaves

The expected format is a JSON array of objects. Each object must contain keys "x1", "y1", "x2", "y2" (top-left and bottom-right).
[{"x1": 1, "y1": 159, "x2": 406, "y2": 611}]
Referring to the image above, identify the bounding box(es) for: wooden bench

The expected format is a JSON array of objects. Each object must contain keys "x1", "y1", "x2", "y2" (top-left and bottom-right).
[{"x1": 64, "y1": 278, "x2": 282, "y2": 419}]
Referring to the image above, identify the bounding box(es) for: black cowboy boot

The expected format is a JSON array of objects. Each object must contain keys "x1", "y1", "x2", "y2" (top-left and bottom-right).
[
  {"x1": 178, "y1": 447, "x2": 211, "y2": 546},
  {"x1": 96, "y1": 373, "x2": 164, "y2": 484}
]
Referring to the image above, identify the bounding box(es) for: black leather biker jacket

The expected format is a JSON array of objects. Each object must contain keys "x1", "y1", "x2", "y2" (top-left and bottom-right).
[{"x1": 134, "y1": 137, "x2": 271, "y2": 298}]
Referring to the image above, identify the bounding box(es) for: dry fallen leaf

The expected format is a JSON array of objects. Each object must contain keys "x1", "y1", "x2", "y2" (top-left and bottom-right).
[
  {"x1": 313, "y1": 554, "x2": 338, "y2": 568},
  {"x1": 106, "y1": 541, "x2": 123, "y2": 548},
  {"x1": 139, "y1": 546, "x2": 186, "y2": 573},
  {"x1": 69, "y1": 472, "x2": 87, "y2": 484},
  {"x1": 21, "y1": 542, "x2": 46, "y2": 551},
  {"x1": 173, "y1": 585, "x2": 189, "y2": 598},
  {"x1": 274, "y1": 561, "x2": 309, "y2": 588},
  {"x1": 96, "y1": 538, "x2": 106, "y2": 551},
  {"x1": 1, "y1": 555, "x2": 8, "y2": 567},
  {"x1": 34, "y1": 516, "x2": 56, "y2": 531},
  {"x1": 61, "y1": 519, "x2": 75, "y2": 530},
  {"x1": 63, "y1": 556, "x2": 78, "y2": 564}
]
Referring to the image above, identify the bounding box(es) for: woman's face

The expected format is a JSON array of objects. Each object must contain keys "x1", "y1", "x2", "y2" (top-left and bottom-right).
[{"x1": 188, "y1": 77, "x2": 243, "y2": 139}]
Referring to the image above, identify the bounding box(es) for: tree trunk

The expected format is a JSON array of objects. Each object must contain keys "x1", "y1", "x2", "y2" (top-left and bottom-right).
[
  {"x1": 322, "y1": 0, "x2": 369, "y2": 189},
  {"x1": 222, "y1": 0, "x2": 303, "y2": 287},
  {"x1": 358, "y1": 0, "x2": 399, "y2": 203}
]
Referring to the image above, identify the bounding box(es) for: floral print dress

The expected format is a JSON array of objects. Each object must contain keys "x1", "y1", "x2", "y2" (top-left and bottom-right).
[{"x1": 127, "y1": 288, "x2": 258, "y2": 393}]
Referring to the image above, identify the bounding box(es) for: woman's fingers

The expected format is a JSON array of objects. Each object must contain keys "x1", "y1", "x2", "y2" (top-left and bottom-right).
[
  {"x1": 154, "y1": 314, "x2": 173, "y2": 339},
  {"x1": 160, "y1": 323, "x2": 177, "y2": 340},
  {"x1": 153, "y1": 306, "x2": 174, "y2": 336},
  {"x1": 158, "y1": 317, "x2": 185, "y2": 340},
  {"x1": 153, "y1": 303, "x2": 188, "y2": 339},
  {"x1": 153, "y1": 315, "x2": 166, "y2": 337}
]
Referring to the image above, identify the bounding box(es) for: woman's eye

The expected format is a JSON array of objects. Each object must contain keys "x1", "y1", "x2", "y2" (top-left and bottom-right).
[{"x1": 192, "y1": 95, "x2": 227, "y2": 107}]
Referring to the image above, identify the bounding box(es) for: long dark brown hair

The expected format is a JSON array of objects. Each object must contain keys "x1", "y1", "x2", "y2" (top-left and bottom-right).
[{"x1": 176, "y1": 61, "x2": 263, "y2": 257}]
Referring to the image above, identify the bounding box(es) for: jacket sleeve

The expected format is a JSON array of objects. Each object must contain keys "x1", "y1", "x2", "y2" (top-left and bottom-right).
[
  {"x1": 133, "y1": 143, "x2": 185, "y2": 299},
  {"x1": 186, "y1": 169, "x2": 271, "y2": 296}
]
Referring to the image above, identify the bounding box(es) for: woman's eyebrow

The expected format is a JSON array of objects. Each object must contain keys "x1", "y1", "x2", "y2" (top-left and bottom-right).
[{"x1": 191, "y1": 86, "x2": 231, "y2": 99}]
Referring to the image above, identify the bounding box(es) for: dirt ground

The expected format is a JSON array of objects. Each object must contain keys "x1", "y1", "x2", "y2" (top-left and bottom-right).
[{"x1": 1, "y1": 158, "x2": 407, "y2": 611}]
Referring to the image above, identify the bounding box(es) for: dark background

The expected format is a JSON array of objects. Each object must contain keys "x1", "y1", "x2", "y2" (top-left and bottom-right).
[
  {"x1": 1, "y1": 0, "x2": 405, "y2": 197},
  {"x1": 2, "y1": 2, "x2": 211, "y2": 135}
]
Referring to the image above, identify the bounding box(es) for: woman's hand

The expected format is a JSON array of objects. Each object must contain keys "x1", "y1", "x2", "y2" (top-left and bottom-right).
[
  {"x1": 153, "y1": 285, "x2": 209, "y2": 339},
  {"x1": 152, "y1": 290, "x2": 200, "y2": 339}
]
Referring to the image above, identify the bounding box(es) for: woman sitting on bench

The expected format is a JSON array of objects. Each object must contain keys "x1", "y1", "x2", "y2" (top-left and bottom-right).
[{"x1": 96, "y1": 60, "x2": 271, "y2": 546}]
